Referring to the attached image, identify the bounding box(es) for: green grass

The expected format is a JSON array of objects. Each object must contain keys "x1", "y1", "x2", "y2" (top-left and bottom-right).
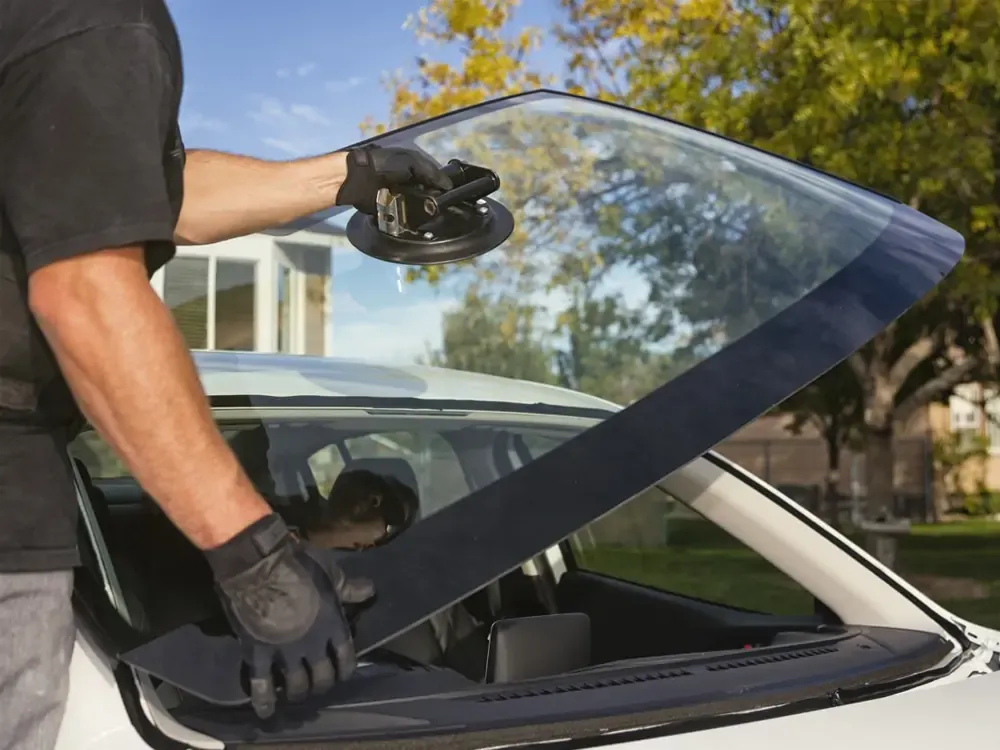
[{"x1": 576, "y1": 519, "x2": 1000, "y2": 629}]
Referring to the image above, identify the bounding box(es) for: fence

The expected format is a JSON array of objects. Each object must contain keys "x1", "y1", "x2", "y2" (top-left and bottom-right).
[{"x1": 714, "y1": 436, "x2": 934, "y2": 522}]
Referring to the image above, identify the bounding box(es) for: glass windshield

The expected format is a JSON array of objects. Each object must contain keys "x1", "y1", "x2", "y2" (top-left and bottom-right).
[
  {"x1": 127, "y1": 92, "x2": 959, "y2": 651},
  {"x1": 71, "y1": 407, "x2": 596, "y2": 638},
  {"x1": 307, "y1": 94, "x2": 894, "y2": 397}
]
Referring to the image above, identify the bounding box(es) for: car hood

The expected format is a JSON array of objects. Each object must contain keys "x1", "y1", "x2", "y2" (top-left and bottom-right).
[
  {"x1": 121, "y1": 90, "x2": 963, "y2": 702},
  {"x1": 616, "y1": 665, "x2": 1000, "y2": 750}
]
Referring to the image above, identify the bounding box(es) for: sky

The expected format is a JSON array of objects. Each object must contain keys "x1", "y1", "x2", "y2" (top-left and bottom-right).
[
  {"x1": 162, "y1": 0, "x2": 592, "y2": 365},
  {"x1": 166, "y1": 0, "x2": 566, "y2": 159}
]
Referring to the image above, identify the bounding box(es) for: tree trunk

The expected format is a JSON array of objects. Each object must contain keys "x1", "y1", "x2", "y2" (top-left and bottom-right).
[
  {"x1": 864, "y1": 424, "x2": 899, "y2": 567},
  {"x1": 822, "y1": 434, "x2": 842, "y2": 531},
  {"x1": 864, "y1": 425, "x2": 895, "y2": 521},
  {"x1": 931, "y1": 465, "x2": 950, "y2": 523}
]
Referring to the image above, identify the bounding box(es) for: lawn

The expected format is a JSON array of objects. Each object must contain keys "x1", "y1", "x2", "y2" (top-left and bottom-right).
[{"x1": 576, "y1": 519, "x2": 1000, "y2": 629}]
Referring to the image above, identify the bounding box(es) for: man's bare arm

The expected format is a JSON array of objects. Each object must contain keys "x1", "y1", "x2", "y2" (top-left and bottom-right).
[
  {"x1": 174, "y1": 149, "x2": 348, "y2": 245},
  {"x1": 28, "y1": 246, "x2": 271, "y2": 549}
]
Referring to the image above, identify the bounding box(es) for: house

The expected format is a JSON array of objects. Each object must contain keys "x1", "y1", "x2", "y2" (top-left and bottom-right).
[
  {"x1": 714, "y1": 385, "x2": 1000, "y2": 519},
  {"x1": 150, "y1": 223, "x2": 351, "y2": 357},
  {"x1": 940, "y1": 383, "x2": 1000, "y2": 495}
]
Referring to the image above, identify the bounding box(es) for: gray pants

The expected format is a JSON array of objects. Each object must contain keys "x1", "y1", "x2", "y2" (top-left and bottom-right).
[{"x1": 0, "y1": 572, "x2": 74, "y2": 750}]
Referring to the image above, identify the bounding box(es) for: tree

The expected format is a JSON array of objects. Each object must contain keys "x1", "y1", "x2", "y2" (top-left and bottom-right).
[
  {"x1": 425, "y1": 289, "x2": 557, "y2": 383},
  {"x1": 554, "y1": 0, "x2": 1000, "y2": 551},
  {"x1": 369, "y1": 0, "x2": 1000, "y2": 558},
  {"x1": 932, "y1": 431, "x2": 990, "y2": 519},
  {"x1": 363, "y1": 0, "x2": 550, "y2": 134},
  {"x1": 777, "y1": 362, "x2": 864, "y2": 528}
]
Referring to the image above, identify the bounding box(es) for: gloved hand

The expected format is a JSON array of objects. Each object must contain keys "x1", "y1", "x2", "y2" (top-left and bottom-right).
[
  {"x1": 336, "y1": 144, "x2": 453, "y2": 215},
  {"x1": 204, "y1": 513, "x2": 375, "y2": 719}
]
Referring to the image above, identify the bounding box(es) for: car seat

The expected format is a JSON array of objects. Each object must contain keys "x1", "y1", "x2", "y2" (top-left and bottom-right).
[{"x1": 343, "y1": 456, "x2": 420, "y2": 497}]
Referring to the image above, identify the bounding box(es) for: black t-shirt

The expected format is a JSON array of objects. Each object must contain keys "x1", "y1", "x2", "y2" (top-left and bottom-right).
[{"x1": 0, "y1": 0, "x2": 185, "y2": 571}]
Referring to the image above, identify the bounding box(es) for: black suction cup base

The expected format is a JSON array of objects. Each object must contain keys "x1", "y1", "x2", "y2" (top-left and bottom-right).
[{"x1": 345, "y1": 198, "x2": 514, "y2": 266}]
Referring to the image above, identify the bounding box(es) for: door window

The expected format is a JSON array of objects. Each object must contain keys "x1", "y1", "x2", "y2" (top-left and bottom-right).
[{"x1": 569, "y1": 489, "x2": 815, "y2": 616}]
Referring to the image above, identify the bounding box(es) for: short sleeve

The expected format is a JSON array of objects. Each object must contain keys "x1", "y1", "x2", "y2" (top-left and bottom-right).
[{"x1": 0, "y1": 23, "x2": 181, "y2": 274}]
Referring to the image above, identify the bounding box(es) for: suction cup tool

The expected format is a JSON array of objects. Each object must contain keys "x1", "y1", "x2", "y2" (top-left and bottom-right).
[{"x1": 346, "y1": 159, "x2": 515, "y2": 266}]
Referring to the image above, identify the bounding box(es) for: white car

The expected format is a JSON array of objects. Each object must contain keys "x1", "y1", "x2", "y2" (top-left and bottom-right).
[{"x1": 57, "y1": 90, "x2": 1000, "y2": 749}]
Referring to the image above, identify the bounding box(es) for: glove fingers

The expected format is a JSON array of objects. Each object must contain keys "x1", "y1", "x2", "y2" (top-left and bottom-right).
[
  {"x1": 412, "y1": 160, "x2": 453, "y2": 191},
  {"x1": 300, "y1": 546, "x2": 375, "y2": 605},
  {"x1": 332, "y1": 635, "x2": 358, "y2": 683},
  {"x1": 338, "y1": 574, "x2": 375, "y2": 604},
  {"x1": 309, "y1": 656, "x2": 336, "y2": 697},
  {"x1": 283, "y1": 658, "x2": 310, "y2": 704},
  {"x1": 248, "y1": 650, "x2": 278, "y2": 720}
]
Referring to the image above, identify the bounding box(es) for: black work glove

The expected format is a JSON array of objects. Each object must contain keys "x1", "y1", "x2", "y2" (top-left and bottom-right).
[
  {"x1": 204, "y1": 513, "x2": 375, "y2": 720},
  {"x1": 336, "y1": 144, "x2": 453, "y2": 215}
]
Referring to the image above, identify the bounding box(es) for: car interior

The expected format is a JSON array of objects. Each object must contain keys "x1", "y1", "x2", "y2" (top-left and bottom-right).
[{"x1": 71, "y1": 416, "x2": 852, "y2": 718}]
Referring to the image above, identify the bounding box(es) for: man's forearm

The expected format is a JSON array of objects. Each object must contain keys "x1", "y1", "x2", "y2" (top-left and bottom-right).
[
  {"x1": 29, "y1": 246, "x2": 271, "y2": 549},
  {"x1": 175, "y1": 149, "x2": 348, "y2": 245}
]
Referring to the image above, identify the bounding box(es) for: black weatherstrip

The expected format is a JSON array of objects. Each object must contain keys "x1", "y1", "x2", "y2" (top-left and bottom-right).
[{"x1": 341, "y1": 201, "x2": 962, "y2": 655}]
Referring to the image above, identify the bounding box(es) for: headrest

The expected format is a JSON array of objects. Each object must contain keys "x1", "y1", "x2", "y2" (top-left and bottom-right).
[
  {"x1": 227, "y1": 426, "x2": 277, "y2": 495},
  {"x1": 485, "y1": 613, "x2": 591, "y2": 684},
  {"x1": 323, "y1": 458, "x2": 421, "y2": 542},
  {"x1": 344, "y1": 457, "x2": 419, "y2": 497}
]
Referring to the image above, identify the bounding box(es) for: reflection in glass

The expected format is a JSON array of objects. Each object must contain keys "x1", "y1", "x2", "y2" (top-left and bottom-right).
[
  {"x1": 214, "y1": 260, "x2": 256, "y2": 351},
  {"x1": 412, "y1": 97, "x2": 892, "y2": 385},
  {"x1": 163, "y1": 257, "x2": 209, "y2": 350}
]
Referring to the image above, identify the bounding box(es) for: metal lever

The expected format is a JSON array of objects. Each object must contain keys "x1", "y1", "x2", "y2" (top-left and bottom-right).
[{"x1": 376, "y1": 159, "x2": 501, "y2": 238}]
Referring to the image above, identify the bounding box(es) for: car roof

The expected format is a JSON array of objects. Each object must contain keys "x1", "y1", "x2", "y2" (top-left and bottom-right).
[{"x1": 192, "y1": 350, "x2": 621, "y2": 412}]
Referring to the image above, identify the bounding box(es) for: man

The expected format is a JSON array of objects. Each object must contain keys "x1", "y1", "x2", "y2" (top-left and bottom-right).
[{"x1": 0, "y1": 0, "x2": 453, "y2": 744}]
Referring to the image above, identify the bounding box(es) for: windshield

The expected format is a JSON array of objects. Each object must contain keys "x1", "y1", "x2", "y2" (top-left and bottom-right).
[
  {"x1": 132, "y1": 92, "x2": 959, "y2": 653},
  {"x1": 299, "y1": 93, "x2": 896, "y2": 385}
]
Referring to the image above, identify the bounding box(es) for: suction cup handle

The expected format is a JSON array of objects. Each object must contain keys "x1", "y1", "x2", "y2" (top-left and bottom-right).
[
  {"x1": 423, "y1": 160, "x2": 501, "y2": 216},
  {"x1": 431, "y1": 176, "x2": 499, "y2": 212}
]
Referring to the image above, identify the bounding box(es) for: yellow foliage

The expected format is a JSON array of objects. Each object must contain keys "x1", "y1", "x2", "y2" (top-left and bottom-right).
[
  {"x1": 362, "y1": 0, "x2": 554, "y2": 136},
  {"x1": 361, "y1": 0, "x2": 1000, "y2": 303}
]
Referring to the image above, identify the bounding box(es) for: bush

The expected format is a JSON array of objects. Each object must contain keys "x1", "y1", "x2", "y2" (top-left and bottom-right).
[{"x1": 961, "y1": 490, "x2": 1000, "y2": 517}]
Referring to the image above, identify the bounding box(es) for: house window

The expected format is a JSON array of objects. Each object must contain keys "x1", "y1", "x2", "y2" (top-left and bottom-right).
[
  {"x1": 277, "y1": 263, "x2": 293, "y2": 353},
  {"x1": 275, "y1": 243, "x2": 332, "y2": 356},
  {"x1": 950, "y1": 384, "x2": 982, "y2": 449},
  {"x1": 986, "y1": 388, "x2": 1000, "y2": 453},
  {"x1": 214, "y1": 261, "x2": 257, "y2": 351},
  {"x1": 162, "y1": 256, "x2": 258, "y2": 351},
  {"x1": 162, "y1": 257, "x2": 209, "y2": 350}
]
